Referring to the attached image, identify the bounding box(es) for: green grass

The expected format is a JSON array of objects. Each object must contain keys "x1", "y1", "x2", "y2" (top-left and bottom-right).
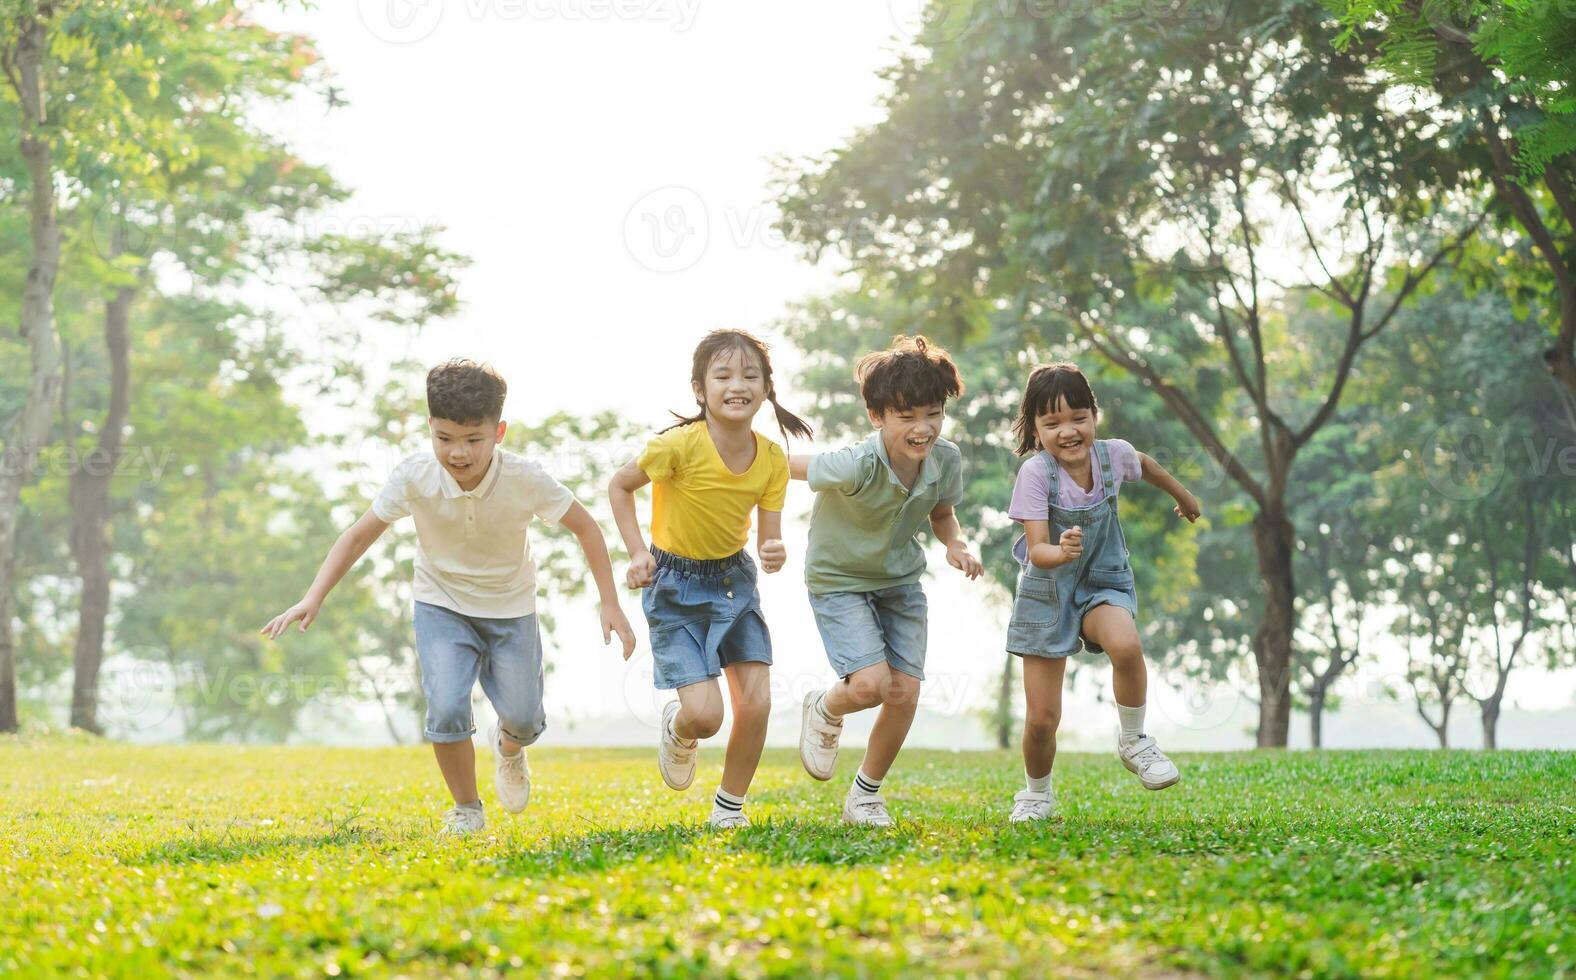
[{"x1": 2, "y1": 737, "x2": 1572, "y2": 977}]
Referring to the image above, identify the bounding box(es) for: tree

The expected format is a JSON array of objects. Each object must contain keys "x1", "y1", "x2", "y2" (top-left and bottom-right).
[
  {"x1": 1333, "y1": 0, "x2": 1576, "y2": 394},
  {"x1": 776, "y1": 0, "x2": 1478, "y2": 745}
]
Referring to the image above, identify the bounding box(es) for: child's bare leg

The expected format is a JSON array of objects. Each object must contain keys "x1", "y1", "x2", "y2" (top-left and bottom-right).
[
  {"x1": 432, "y1": 740, "x2": 479, "y2": 805},
  {"x1": 1021, "y1": 655, "x2": 1067, "y2": 780},
  {"x1": 1082, "y1": 604, "x2": 1146, "y2": 708},
  {"x1": 823, "y1": 662, "x2": 892, "y2": 717},
  {"x1": 858, "y1": 669, "x2": 921, "y2": 781},
  {"x1": 718, "y1": 661, "x2": 771, "y2": 797},
  {"x1": 674, "y1": 678, "x2": 725, "y2": 741}
]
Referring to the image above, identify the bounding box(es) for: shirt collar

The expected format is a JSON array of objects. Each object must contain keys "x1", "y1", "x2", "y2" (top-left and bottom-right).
[
  {"x1": 869, "y1": 432, "x2": 939, "y2": 495},
  {"x1": 437, "y1": 449, "x2": 502, "y2": 500}
]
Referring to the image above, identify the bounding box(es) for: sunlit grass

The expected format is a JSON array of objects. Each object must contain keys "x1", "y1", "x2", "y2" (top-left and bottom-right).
[{"x1": 2, "y1": 735, "x2": 1571, "y2": 977}]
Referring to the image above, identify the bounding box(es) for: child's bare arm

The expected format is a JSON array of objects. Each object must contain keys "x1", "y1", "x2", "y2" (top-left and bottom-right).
[
  {"x1": 261, "y1": 508, "x2": 388, "y2": 638},
  {"x1": 1023, "y1": 519, "x2": 1082, "y2": 570},
  {"x1": 608, "y1": 460, "x2": 657, "y2": 588},
  {"x1": 757, "y1": 508, "x2": 785, "y2": 573},
  {"x1": 788, "y1": 455, "x2": 811, "y2": 481},
  {"x1": 929, "y1": 503, "x2": 983, "y2": 579},
  {"x1": 1137, "y1": 451, "x2": 1201, "y2": 523},
  {"x1": 560, "y1": 500, "x2": 637, "y2": 658}
]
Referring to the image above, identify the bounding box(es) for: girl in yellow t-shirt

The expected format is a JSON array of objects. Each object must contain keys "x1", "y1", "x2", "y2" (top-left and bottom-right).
[{"x1": 610, "y1": 329, "x2": 811, "y2": 828}]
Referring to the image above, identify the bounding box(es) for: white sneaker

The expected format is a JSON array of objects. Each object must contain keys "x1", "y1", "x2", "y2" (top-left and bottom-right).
[
  {"x1": 439, "y1": 805, "x2": 485, "y2": 837},
  {"x1": 708, "y1": 809, "x2": 751, "y2": 830},
  {"x1": 1119, "y1": 734, "x2": 1180, "y2": 790},
  {"x1": 842, "y1": 790, "x2": 895, "y2": 827},
  {"x1": 798, "y1": 689, "x2": 842, "y2": 781},
  {"x1": 658, "y1": 701, "x2": 697, "y2": 791},
  {"x1": 491, "y1": 724, "x2": 531, "y2": 813},
  {"x1": 1009, "y1": 789, "x2": 1056, "y2": 823}
]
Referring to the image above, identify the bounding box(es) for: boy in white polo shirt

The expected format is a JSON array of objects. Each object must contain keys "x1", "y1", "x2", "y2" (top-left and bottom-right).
[{"x1": 262, "y1": 359, "x2": 635, "y2": 837}]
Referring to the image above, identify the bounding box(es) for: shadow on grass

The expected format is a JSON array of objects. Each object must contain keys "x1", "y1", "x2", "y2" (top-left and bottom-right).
[
  {"x1": 126, "y1": 807, "x2": 380, "y2": 867},
  {"x1": 494, "y1": 818, "x2": 925, "y2": 877}
]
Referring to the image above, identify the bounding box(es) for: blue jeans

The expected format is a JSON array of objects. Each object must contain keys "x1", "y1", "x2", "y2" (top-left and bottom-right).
[
  {"x1": 809, "y1": 583, "x2": 928, "y2": 681},
  {"x1": 413, "y1": 601, "x2": 546, "y2": 744},
  {"x1": 641, "y1": 547, "x2": 772, "y2": 690}
]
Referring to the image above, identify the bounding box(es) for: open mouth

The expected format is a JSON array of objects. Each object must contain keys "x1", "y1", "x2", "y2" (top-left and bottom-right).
[
  {"x1": 723, "y1": 397, "x2": 753, "y2": 408},
  {"x1": 906, "y1": 436, "x2": 933, "y2": 450}
]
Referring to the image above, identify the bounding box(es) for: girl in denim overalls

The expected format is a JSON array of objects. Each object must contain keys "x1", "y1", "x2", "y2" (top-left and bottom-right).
[{"x1": 1003, "y1": 363, "x2": 1201, "y2": 823}]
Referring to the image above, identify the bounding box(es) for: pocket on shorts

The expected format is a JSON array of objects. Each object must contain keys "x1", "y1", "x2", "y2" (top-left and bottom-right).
[
  {"x1": 1009, "y1": 574, "x2": 1060, "y2": 628},
  {"x1": 1087, "y1": 563, "x2": 1135, "y2": 591}
]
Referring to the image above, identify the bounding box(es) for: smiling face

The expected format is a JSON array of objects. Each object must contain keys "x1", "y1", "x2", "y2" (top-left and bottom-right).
[
  {"x1": 693, "y1": 345, "x2": 768, "y2": 426},
  {"x1": 428, "y1": 416, "x2": 505, "y2": 488},
  {"x1": 871, "y1": 402, "x2": 946, "y2": 468},
  {"x1": 1035, "y1": 396, "x2": 1099, "y2": 469}
]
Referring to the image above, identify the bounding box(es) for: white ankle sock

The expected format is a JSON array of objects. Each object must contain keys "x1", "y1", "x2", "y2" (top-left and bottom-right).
[
  {"x1": 850, "y1": 769, "x2": 882, "y2": 798},
  {"x1": 816, "y1": 691, "x2": 842, "y2": 722},
  {"x1": 1117, "y1": 701, "x2": 1146, "y2": 743},
  {"x1": 712, "y1": 787, "x2": 745, "y2": 816},
  {"x1": 1025, "y1": 770, "x2": 1052, "y2": 794},
  {"x1": 666, "y1": 710, "x2": 696, "y2": 747}
]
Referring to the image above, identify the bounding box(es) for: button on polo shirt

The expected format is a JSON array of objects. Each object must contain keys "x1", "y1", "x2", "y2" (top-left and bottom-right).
[
  {"x1": 804, "y1": 433, "x2": 965, "y2": 595},
  {"x1": 371, "y1": 448, "x2": 575, "y2": 618}
]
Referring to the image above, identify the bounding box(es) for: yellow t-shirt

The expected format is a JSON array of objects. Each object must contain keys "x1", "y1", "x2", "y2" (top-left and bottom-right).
[{"x1": 638, "y1": 421, "x2": 788, "y2": 560}]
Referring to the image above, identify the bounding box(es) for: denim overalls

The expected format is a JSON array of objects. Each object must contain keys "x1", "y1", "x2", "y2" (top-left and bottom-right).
[{"x1": 1006, "y1": 440, "x2": 1138, "y2": 658}]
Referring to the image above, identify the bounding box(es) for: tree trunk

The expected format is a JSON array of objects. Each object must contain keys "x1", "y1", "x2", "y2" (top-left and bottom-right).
[
  {"x1": 68, "y1": 283, "x2": 135, "y2": 733},
  {"x1": 1250, "y1": 508, "x2": 1296, "y2": 747},
  {"x1": 994, "y1": 653, "x2": 1015, "y2": 750},
  {"x1": 1480, "y1": 697, "x2": 1500, "y2": 751},
  {"x1": 1309, "y1": 686, "x2": 1325, "y2": 750},
  {"x1": 0, "y1": 4, "x2": 64, "y2": 733}
]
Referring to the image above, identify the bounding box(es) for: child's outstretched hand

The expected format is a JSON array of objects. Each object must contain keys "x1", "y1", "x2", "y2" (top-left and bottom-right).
[
  {"x1": 260, "y1": 598, "x2": 321, "y2": 640},
  {"x1": 601, "y1": 603, "x2": 636, "y2": 660},
  {"x1": 626, "y1": 551, "x2": 657, "y2": 589},
  {"x1": 759, "y1": 538, "x2": 786, "y2": 573},
  {"x1": 1057, "y1": 526, "x2": 1084, "y2": 562},
  {"x1": 1174, "y1": 491, "x2": 1202, "y2": 524},
  {"x1": 946, "y1": 540, "x2": 984, "y2": 580}
]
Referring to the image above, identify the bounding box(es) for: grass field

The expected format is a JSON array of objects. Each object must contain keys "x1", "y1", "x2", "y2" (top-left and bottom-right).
[{"x1": 1, "y1": 736, "x2": 1572, "y2": 977}]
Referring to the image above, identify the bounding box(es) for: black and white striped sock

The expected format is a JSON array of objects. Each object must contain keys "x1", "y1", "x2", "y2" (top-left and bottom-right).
[
  {"x1": 712, "y1": 787, "x2": 745, "y2": 816},
  {"x1": 851, "y1": 769, "x2": 882, "y2": 798}
]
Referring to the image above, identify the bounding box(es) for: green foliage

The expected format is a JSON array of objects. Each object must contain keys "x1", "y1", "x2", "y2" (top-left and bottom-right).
[{"x1": 0, "y1": 739, "x2": 1572, "y2": 975}]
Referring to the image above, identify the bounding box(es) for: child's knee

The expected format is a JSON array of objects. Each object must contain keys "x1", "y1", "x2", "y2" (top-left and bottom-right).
[
  {"x1": 1024, "y1": 703, "x2": 1061, "y2": 736},
  {"x1": 844, "y1": 664, "x2": 891, "y2": 708},
  {"x1": 685, "y1": 703, "x2": 726, "y2": 739},
  {"x1": 883, "y1": 671, "x2": 922, "y2": 706},
  {"x1": 499, "y1": 703, "x2": 546, "y2": 746}
]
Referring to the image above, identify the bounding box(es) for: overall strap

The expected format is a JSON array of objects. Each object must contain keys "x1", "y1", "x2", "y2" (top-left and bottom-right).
[
  {"x1": 1095, "y1": 440, "x2": 1117, "y2": 509},
  {"x1": 1038, "y1": 450, "x2": 1059, "y2": 519}
]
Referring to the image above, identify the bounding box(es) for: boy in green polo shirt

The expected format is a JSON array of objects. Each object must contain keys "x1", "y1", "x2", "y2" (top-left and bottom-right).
[{"x1": 788, "y1": 335, "x2": 983, "y2": 826}]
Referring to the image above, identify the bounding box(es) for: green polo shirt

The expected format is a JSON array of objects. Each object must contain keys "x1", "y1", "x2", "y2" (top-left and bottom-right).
[{"x1": 804, "y1": 433, "x2": 965, "y2": 594}]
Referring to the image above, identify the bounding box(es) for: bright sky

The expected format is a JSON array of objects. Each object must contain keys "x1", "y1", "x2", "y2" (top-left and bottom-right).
[{"x1": 250, "y1": 0, "x2": 1573, "y2": 750}]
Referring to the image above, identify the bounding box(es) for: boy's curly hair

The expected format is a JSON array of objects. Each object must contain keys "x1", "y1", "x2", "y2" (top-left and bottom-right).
[
  {"x1": 427, "y1": 359, "x2": 507, "y2": 424},
  {"x1": 856, "y1": 335, "x2": 964, "y2": 414}
]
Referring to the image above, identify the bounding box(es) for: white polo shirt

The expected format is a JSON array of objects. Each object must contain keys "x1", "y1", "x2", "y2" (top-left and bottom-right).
[{"x1": 371, "y1": 448, "x2": 575, "y2": 619}]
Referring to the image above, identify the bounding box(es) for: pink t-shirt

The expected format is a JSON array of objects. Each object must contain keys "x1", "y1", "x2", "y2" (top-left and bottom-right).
[{"x1": 1008, "y1": 439, "x2": 1142, "y2": 520}]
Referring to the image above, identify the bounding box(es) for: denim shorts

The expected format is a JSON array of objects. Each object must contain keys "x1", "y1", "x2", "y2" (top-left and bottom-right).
[
  {"x1": 641, "y1": 547, "x2": 772, "y2": 690},
  {"x1": 808, "y1": 583, "x2": 928, "y2": 681},
  {"x1": 413, "y1": 601, "x2": 546, "y2": 744}
]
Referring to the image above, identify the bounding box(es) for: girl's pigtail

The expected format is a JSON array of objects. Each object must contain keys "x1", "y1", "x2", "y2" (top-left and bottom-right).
[{"x1": 768, "y1": 392, "x2": 814, "y2": 442}]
